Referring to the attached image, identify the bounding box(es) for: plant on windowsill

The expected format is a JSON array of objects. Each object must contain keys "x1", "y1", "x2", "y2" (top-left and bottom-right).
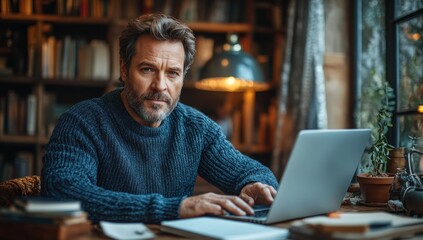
[{"x1": 357, "y1": 83, "x2": 396, "y2": 205}]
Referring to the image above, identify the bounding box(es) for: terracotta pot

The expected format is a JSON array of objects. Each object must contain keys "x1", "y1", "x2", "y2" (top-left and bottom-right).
[{"x1": 357, "y1": 173, "x2": 394, "y2": 204}]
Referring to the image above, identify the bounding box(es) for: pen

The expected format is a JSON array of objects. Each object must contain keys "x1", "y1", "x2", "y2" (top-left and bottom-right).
[
  {"x1": 369, "y1": 220, "x2": 392, "y2": 229},
  {"x1": 134, "y1": 230, "x2": 146, "y2": 235}
]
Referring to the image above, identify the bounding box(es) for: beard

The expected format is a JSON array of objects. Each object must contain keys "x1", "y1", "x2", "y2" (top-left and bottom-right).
[{"x1": 125, "y1": 86, "x2": 179, "y2": 124}]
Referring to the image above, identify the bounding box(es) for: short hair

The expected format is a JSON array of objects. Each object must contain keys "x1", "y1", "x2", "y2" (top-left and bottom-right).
[{"x1": 119, "y1": 13, "x2": 196, "y2": 82}]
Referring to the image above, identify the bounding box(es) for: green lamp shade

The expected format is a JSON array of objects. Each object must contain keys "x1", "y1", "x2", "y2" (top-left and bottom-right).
[{"x1": 196, "y1": 35, "x2": 268, "y2": 92}]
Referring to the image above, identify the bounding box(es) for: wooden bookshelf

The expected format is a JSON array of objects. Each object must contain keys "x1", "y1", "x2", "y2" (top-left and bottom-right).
[
  {"x1": 0, "y1": 0, "x2": 287, "y2": 180},
  {"x1": 0, "y1": 14, "x2": 112, "y2": 24}
]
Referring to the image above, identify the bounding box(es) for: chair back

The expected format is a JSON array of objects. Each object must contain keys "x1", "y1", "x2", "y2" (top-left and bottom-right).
[{"x1": 0, "y1": 175, "x2": 41, "y2": 208}]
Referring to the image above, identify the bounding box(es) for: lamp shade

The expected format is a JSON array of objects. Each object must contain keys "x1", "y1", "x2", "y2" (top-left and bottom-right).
[{"x1": 197, "y1": 34, "x2": 268, "y2": 92}]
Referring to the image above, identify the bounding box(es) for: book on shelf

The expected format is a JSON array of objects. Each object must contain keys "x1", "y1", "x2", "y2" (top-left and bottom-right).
[
  {"x1": 1, "y1": 0, "x2": 36, "y2": 15},
  {"x1": 3, "y1": 90, "x2": 37, "y2": 136},
  {"x1": 17, "y1": 94, "x2": 27, "y2": 135},
  {"x1": 208, "y1": 0, "x2": 230, "y2": 23},
  {"x1": 178, "y1": 0, "x2": 198, "y2": 22},
  {"x1": 26, "y1": 94, "x2": 37, "y2": 136},
  {"x1": 40, "y1": 35, "x2": 110, "y2": 80},
  {"x1": 14, "y1": 196, "x2": 82, "y2": 213},
  {"x1": 91, "y1": 40, "x2": 110, "y2": 80},
  {"x1": 26, "y1": 25, "x2": 37, "y2": 77},
  {"x1": 19, "y1": 0, "x2": 32, "y2": 15},
  {"x1": 13, "y1": 151, "x2": 34, "y2": 178},
  {"x1": 5, "y1": 90, "x2": 18, "y2": 135},
  {"x1": 0, "y1": 151, "x2": 34, "y2": 180}
]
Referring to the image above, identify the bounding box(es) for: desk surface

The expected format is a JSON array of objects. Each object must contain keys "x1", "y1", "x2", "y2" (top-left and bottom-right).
[{"x1": 82, "y1": 204, "x2": 389, "y2": 240}]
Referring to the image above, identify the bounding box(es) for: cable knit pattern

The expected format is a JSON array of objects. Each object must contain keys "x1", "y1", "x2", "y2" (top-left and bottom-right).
[{"x1": 41, "y1": 88, "x2": 278, "y2": 223}]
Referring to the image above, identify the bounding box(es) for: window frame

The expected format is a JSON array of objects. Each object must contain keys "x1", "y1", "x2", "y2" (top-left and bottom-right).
[
  {"x1": 355, "y1": 0, "x2": 423, "y2": 146},
  {"x1": 387, "y1": 1, "x2": 423, "y2": 146}
]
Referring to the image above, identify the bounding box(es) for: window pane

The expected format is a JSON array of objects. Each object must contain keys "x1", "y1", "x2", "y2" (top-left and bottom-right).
[
  {"x1": 357, "y1": 0, "x2": 386, "y2": 131},
  {"x1": 395, "y1": 0, "x2": 423, "y2": 17},
  {"x1": 398, "y1": 114, "x2": 423, "y2": 151},
  {"x1": 398, "y1": 16, "x2": 423, "y2": 110}
]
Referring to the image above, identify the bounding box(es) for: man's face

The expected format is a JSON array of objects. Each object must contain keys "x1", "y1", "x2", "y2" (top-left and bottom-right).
[{"x1": 120, "y1": 35, "x2": 185, "y2": 128}]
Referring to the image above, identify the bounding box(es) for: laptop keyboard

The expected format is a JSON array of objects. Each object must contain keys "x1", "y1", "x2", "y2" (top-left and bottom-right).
[
  {"x1": 252, "y1": 209, "x2": 269, "y2": 218},
  {"x1": 223, "y1": 206, "x2": 270, "y2": 219}
]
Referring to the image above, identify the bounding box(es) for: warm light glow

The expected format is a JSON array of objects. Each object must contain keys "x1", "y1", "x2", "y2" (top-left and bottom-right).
[
  {"x1": 225, "y1": 76, "x2": 237, "y2": 86},
  {"x1": 411, "y1": 33, "x2": 421, "y2": 41},
  {"x1": 221, "y1": 59, "x2": 229, "y2": 67},
  {"x1": 418, "y1": 105, "x2": 423, "y2": 113},
  {"x1": 195, "y1": 77, "x2": 269, "y2": 92},
  {"x1": 407, "y1": 33, "x2": 421, "y2": 41}
]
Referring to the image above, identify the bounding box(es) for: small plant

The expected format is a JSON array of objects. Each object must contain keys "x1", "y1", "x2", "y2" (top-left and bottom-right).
[{"x1": 365, "y1": 83, "x2": 395, "y2": 177}]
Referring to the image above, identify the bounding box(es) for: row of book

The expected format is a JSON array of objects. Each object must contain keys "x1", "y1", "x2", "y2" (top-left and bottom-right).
[
  {"x1": 0, "y1": 27, "x2": 27, "y2": 77},
  {"x1": 2, "y1": 0, "x2": 249, "y2": 23},
  {"x1": 39, "y1": 35, "x2": 110, "y2": 81},
  {"x1": 0, "y1": 0, "x2": 110, "y2": 17},
  {"x1": 0, "y1": 197, "x2": 91, "y2": 239},
  {"x1": 0, "y1": 152, "x2": 35, "y2": 181},
  {"x1": 152, "y1": 0, "x2": 245, "y2": 23},
  {"x1": 0, "y1": 91, "x2": 36, "y2": 136},
  {"x1": 1, "y1": 24, "x2": 111, "y2": 80},
  {"x1": 0, "y1": 90, "x2": 70, "y2": 138}
]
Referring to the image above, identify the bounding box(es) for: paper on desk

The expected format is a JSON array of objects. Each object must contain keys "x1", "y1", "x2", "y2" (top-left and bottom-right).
[
  {"x1": 298, "y1": 212, "x2": 423, "y2": 229},
  {"x1": 100, "y1": 221, "x2": 155, "y2": 240}
]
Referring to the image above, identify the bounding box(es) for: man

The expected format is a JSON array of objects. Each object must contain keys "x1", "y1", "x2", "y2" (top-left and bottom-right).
[{"x1": 41, "y1": 13, "x2": 278, "y2": 223}]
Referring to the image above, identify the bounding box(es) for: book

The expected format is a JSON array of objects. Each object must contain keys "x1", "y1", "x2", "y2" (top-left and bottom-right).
[
  {"x1": 14, "y1": 197, "x2": 82, "y2": 213},
  {"x1": 13, "y1": 151, "x2": 33, "y2": 177},
  {"x1": 289, "y1": 212, "x2": 423, "y2": 240},
  {"x1": 0, "y1": 208, "x2": 88, "y2": 226},
  {"x1": 91, "y1": 40, "x2": 110, "y2": 80},
  {"x1": 161, "y1": 217, "x2": 288, "y2": 240},
  {"x1": 0, "y1": 220, "x2": 92, "y2": 240},
  {"x1": 26, "y1": 94, "x2": 37, "y2": 136}
]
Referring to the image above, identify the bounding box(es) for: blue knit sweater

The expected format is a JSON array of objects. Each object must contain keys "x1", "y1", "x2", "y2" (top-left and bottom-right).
[{"x1": 41, "y1": 88, "x2": 278, "y2": 223}]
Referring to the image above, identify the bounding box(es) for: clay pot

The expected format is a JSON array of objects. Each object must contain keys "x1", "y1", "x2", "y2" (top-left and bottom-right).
[{"x1": 357, "y1": 173, "x2": 394, "y2": 204}]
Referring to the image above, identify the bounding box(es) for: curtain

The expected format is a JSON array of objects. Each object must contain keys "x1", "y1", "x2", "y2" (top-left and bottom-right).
[{"x1": 271, "y1": 0, "x2": 327, "y2": 178}]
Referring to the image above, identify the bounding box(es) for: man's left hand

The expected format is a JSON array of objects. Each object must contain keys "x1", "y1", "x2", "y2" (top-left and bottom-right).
[{"x1": 239, "y1": 182, "x2": 277, "y2": 206}]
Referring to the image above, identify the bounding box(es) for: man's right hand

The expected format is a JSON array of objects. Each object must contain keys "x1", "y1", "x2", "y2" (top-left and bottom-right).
[{"x1": 179, "y1": 192, "x2": 254, "y2": 218}]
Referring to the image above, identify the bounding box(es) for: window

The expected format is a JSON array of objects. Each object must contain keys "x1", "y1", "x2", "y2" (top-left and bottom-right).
[
  {"x1": 389, "y1": 1, "x2": 423, "y2": 147},
  {"x1": 356, "y1": 0, "x2": 423, "y2": 149}
]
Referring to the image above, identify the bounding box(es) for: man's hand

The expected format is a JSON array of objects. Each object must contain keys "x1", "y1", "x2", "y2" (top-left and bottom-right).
[
  {"x1": 179, "y1": 193, "x2": 254, "y2": 218},
  {"x1": 239, "y1": 182, "x2": 277, "y2": 206}
]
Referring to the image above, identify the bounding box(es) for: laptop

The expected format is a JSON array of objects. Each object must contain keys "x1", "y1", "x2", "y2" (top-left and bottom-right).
[{"x1": 221, "y1": 129, "x2": 371, "y2": 224}]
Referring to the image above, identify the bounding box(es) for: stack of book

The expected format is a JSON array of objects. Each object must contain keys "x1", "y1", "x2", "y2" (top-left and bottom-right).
[
  {"x1": 0, "y1": 197, "x2": 92, "y2": 240},
  {"x1": 288, "y1": 212, "x2": 423, "y2": 240}
]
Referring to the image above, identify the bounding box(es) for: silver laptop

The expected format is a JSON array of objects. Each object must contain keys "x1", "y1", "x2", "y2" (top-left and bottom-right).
[{"x1": 221, "y1": 129, "x2": 371, "y2": 224}]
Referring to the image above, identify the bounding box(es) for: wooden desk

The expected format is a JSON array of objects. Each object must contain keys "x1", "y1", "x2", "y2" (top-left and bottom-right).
[{"x1": 81, "y1": 204, "x2": 389, "y2": 240}]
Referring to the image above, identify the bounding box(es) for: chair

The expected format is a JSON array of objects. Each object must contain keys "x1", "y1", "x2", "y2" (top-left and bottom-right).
[{"x1": 0, "y1": 175, "x2": 40, "y2": 208}]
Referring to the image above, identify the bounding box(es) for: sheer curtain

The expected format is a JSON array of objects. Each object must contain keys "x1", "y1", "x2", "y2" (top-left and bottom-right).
[{"x1": 271, "y1": 0, "x2": 327, "y2": 178}]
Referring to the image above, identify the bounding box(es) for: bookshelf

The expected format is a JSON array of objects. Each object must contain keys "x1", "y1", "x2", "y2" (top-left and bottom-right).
[{"x1": 0, "y1": 0, "x2": 286, "y2": 180}]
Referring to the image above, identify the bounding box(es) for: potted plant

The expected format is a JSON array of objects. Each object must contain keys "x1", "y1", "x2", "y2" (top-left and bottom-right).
[{"x1": 357, "y1": 83, "x2": 395, "y2": 204}]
